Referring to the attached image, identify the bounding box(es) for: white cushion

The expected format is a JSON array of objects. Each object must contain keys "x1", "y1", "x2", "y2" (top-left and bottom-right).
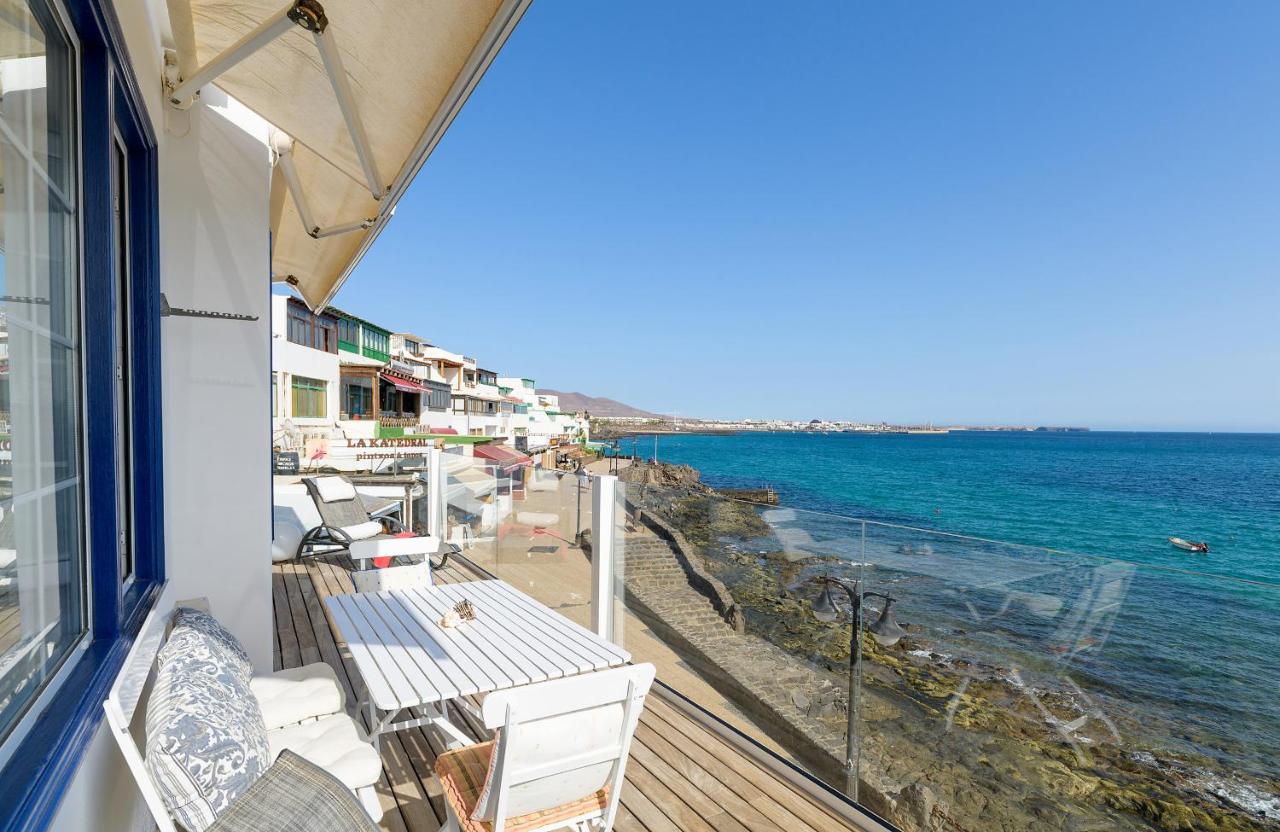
[
  {"x1": 349, "y1": 535, "x2": 439, "y2": 560},
  {"x1": 312, "y1": 476, "x2": 358, "y2": 503},
  {"x1": 267, "y1": 714, "x2": 381, "y2": 791},
  {"x1": 339, "y1": 521, "x2": 384, "y2": 541},
  {"x1": 251, "y1": 664, "x2": 345, "y2": 731}
]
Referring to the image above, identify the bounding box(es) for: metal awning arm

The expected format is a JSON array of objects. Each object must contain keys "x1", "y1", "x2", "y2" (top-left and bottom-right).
[
  {"x1": 166, "y1": 2, "x2": 296, "y2": 108},
  {"x1": 312, "y1": 25, "x2": 386, "y2": 199},
  {"x1": 165, "y1": 0, "x2": 386, "y2": 201},
  {"x1": 272, "y1": 131, "x2": 378, "y2": 239}
]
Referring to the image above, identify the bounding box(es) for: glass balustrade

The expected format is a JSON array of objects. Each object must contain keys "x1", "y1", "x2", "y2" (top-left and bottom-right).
[{"x1": 598, "y1": 480, "x2": 1280, "y2": 832}]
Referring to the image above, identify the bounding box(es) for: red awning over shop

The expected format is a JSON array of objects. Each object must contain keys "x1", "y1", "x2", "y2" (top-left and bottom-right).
[
  {"x1": 474, "y1": 444, "x2": 532, "y2": 468},
  {"x1": 380, "y1": 373, "x2": 426, "y2": 394},
  {"x1": 428, "y1": 427, "x2": 458, "y2": 435}
]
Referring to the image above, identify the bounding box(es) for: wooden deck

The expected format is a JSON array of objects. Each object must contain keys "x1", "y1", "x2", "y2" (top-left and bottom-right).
[{"x1": 273, "y1": 555, "x2": 865, "y2": 832}]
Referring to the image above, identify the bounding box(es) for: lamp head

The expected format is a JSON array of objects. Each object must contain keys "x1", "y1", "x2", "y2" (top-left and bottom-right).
[
  {"x1": 811, "y1": 581, "x2": 840, "y2": 623},
  {"x1": 867, "y1": 597, "x2": 906, "y2": 646}
]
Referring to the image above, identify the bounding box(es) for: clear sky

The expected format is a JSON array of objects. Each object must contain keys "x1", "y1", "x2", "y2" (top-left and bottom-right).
[{"x1": 336, "y1": 1, "x2": 1280, "y2": 431}]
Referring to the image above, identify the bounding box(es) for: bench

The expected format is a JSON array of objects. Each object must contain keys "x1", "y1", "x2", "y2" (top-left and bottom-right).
[{"x1": 104, "y1": 598, "x2": 383, "y2": 831}]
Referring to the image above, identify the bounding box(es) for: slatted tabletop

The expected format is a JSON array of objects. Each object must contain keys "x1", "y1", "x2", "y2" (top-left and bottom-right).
[{"x1": 325, "y1": 579, "x2": 633, "y2": 712}]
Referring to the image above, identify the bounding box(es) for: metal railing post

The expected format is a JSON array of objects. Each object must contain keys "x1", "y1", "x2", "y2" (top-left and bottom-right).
[
  {"x1": 428, "y1": 446, "x2": 446, "y2": 541},
  {"x1": 590, "y1": 474, "x2": 619, "y2": 642}
]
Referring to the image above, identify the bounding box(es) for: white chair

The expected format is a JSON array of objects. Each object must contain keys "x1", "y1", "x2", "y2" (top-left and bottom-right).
[
  {"x1": 435, "y1": 663, "x2": 656, "y2": 832},
  {"x1": 352, "y1": 559, "x2": 433, "y2": 593},
  {"x1": 104, "y1": 599, "x2": 383, "y2": 832}
]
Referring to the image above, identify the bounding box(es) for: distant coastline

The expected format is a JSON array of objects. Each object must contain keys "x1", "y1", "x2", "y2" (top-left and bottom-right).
[{"x1": 592, "y1": 419, "x2": 1089, "y2": 440}]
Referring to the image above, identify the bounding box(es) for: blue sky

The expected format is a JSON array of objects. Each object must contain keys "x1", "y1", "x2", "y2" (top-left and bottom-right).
[{"x1": 336, "y1": 2, "x2": 1280, "y2": 431}]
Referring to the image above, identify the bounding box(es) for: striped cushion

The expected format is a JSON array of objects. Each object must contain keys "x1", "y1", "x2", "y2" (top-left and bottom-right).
[{"x1": 436, "y1": 741, "x2": 609, "y2": 832}]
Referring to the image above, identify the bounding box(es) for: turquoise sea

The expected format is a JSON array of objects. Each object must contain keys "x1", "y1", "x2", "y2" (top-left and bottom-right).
[
  {"x1": 634, "y1": 430, "x2": 1280, "y2": 583},
  {"x1": 625, "y1": 430, "x2": 1280, "y2": 799}
]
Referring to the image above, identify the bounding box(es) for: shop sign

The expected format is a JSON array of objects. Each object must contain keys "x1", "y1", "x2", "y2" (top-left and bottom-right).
[{"x1": 273, "y1": 451, "x2": 300, "y2": 475}]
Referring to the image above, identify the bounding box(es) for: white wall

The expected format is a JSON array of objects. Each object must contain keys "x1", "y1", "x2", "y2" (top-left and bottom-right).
[
  {"x1": 51, "y1": 2, "x2": 274, "y2": 828},
  {"x1": 156, "y1": 86, "x2": 273, "y2": 668}
]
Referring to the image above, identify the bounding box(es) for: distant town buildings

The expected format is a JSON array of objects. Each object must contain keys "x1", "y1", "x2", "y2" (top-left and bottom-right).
[{"x1": 270, "y1": 294, "x2": 589, "y2": 470}]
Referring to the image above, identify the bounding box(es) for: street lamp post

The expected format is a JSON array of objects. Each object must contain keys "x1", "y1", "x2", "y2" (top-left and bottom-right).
[{"x1": 811, "y1": 577, "x2": 906, "y2": 798}]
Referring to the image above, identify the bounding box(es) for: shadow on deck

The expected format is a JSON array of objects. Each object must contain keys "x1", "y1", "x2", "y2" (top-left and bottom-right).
[{"x1": 272, "y1": 555, "x2": 869, "y2": 832}]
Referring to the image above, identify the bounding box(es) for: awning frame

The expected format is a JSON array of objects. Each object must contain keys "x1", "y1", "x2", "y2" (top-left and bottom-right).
[
  {"x1": 164, "y1": 0, "x2": 387, "y2": 239},
  {"x1": 164, "y1": 0, "x2": 532, "y2": 310}
]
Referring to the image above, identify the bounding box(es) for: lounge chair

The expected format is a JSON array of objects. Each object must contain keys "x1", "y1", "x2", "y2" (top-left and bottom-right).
[
  {"x1": 298, "y1": 476, "x2": 446, "y2": 572},
  {"x1": 435, "y1": 663, "x2": 655, "y2": 832}
]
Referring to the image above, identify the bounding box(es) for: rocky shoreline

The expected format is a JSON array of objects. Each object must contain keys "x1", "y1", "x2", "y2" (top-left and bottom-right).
[{"x1": 617, "y1": 461, "x2": 1280, "y2": 832}]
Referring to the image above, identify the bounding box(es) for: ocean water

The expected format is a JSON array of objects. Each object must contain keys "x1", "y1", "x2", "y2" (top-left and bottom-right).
[
  {"x1": 636, "y1": 430, "x2": 1280, "y2": 583},
  {"x1": 626, "y1": 430, "x2": 1280, "y2": 789}
]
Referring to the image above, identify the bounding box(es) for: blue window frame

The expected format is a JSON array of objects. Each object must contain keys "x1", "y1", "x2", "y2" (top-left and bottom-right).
[{"x1": 0, "y1": 0, "x2": 164, "y2": 828}]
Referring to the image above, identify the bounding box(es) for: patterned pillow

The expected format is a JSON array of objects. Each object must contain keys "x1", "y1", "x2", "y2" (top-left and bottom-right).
[
  {"x1": 171, "y1": 607, "x2": 253, "y2": 680},
  {"x1": 145, "y1": 622, "x2": 270, "y2": 831}
]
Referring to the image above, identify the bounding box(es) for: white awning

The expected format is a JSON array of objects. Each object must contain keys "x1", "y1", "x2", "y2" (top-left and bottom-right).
[{"x1": 166, "y1": 0, "x2": 530, "y2": 310}]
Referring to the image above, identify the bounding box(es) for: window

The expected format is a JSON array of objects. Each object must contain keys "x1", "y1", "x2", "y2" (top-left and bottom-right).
[
  {"x1": 362, "y1": 327, "x2": 389, "y2": 359},
  {"x1": 286, "y1": 302, "x2": 336, "y2": 353},
  {"x1": 291, "y1": 376, "x2": 327, "y2": 419},
  {"x1": 336, "y1": 316, "x2": 358, "y2": 349},
  {"x1": 271, "y1": 372, "x2": 278, "y2": 417},
  {"x1": 341, "y1": 375, "x2": 372, "y2": 419},
  {"x1": 0, "y1": 0, "x2": 86, "y2": 744},
  {"x1": 425, "y1": 382, "x2": 450, "y2": 411}
]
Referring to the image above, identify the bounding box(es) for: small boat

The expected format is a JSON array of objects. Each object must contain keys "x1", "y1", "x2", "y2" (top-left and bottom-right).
[{"x1": 1168, "y1": 537, "x2": 1209, "y2": 554}]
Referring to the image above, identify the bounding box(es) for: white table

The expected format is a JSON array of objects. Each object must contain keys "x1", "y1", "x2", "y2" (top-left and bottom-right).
[{"x1": 324, "y1": 580, "x2": 632, "y2": 749}]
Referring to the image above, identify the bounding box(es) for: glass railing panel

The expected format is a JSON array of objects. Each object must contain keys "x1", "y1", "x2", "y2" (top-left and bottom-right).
[
  {"x1": 482, "y1": 463, "x2": 596, "y2": 630},
  {"x1": 598, "y1": 474, "x2": 1280, "y2": 831},
  {"x1": 441, "y1": 453, "x2": 501, "y2": 575},
  {"x1": 615, "y1": 480, "x2": 867, "y2": 777},
  {"x1": 855, "y1": 520, "x2": 1280, "y2": 832}
]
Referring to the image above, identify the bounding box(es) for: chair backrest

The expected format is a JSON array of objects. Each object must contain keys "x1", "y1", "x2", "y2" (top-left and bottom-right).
[
  {"x1": 477, "y1": 664, "x2": 655, "y2": 832},
  {"x1": 103, "y1": 599, "x2": 188, "y2": 832},
  {"x1": 303, "y1": 476, "x2": 371, "y2": 528}
]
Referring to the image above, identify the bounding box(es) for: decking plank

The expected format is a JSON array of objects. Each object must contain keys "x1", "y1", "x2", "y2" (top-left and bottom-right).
[
  {"x1": 643, "y1": 697, "x2": 849, "y2": 832},
  {"x1": 272, "y1": 556, "x2": 865, "y2": 832}
]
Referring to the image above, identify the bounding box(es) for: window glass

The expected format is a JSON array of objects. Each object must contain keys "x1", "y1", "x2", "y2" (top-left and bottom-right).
[
  {"x1": 290, "y1": 376, "x2": 326, "y2": 419},
  {"x1": 0, "y1": 0, "x2": 86, "y2": 743},
  {"x1": 341, "y1": 375, "x2": 371, "y2": 418}
]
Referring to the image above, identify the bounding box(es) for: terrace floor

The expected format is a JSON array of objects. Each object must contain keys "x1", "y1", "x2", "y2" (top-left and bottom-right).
[{"x1": 272, "y1": 555, "x2": 865, "y2": 832}]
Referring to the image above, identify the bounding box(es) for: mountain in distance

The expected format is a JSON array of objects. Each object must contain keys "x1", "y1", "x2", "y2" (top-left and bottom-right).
[{"x1": 537, "y1": 390, "x2": 663, "y2": 419}]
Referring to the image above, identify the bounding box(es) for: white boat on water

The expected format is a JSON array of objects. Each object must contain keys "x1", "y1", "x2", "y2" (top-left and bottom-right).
[{"x1": 1169, "y1": 536, "x2": 1210, "y2": 553}]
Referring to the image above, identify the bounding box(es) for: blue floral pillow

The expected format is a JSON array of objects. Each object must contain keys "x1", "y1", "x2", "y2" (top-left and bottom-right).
[
  {"x1": 171, "y1": 607, "x2": 253, "y2": 679},
  {"x1": 145, "y1": 621, "x2": 270, "y2": 831}
]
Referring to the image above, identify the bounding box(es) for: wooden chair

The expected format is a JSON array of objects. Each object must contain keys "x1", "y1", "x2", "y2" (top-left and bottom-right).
[{"x1": 435, "y1": 664, "x2": 655, "y2": 832}]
